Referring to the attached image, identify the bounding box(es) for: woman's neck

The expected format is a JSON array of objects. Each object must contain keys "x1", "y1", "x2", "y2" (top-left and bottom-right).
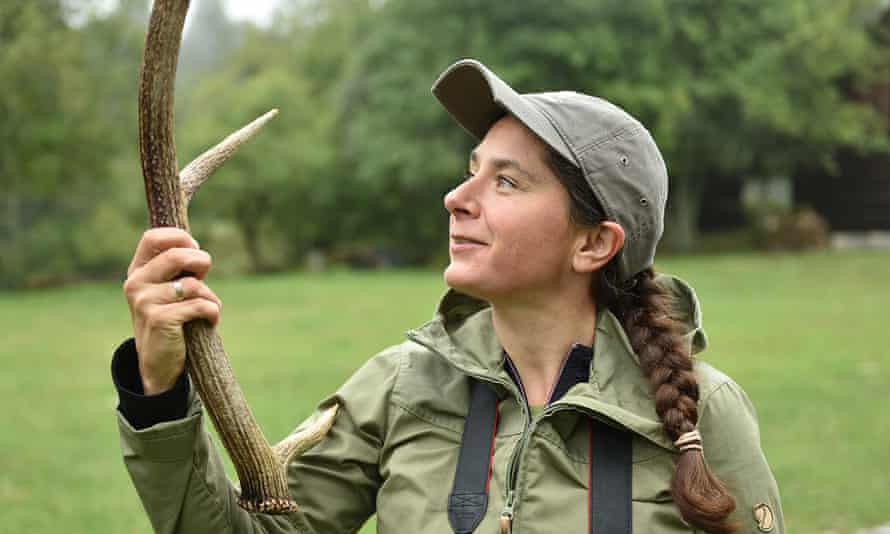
[{"x1": 490, "y1": 289, "x2": 597, "y2": 406}]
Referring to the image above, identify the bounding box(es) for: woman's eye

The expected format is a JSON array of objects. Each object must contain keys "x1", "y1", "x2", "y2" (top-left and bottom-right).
[{"x1": 496, "y1": 175, "x2": 517, "y2": 189}]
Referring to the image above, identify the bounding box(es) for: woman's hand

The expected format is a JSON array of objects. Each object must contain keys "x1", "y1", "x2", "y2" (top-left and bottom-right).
[{"x1": 123, "y1": 228, "x2": 222, "y2": 395}]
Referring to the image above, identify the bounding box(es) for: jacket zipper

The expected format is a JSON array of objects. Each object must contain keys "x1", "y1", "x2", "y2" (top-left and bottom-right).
[
  {"x1": 500, "y1": 356, "x2": 536, "y2": 533},
  {"x1": 500, "y1": 405, "x2": 531, "y2": 532},
  {"x1": 405, "y1": 333, "x2": 554, "y2": 532},
  {"x1": 500, "y1": 489, "x2": 516, "y2": 533},
  {"x1": 500, "y1": 353, "x2": 610, "y2": 532}
]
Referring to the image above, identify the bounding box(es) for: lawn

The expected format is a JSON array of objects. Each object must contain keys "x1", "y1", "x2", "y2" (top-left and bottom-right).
[{"x1": 0, "y1": 249, "x2": 887, "y2": 533}]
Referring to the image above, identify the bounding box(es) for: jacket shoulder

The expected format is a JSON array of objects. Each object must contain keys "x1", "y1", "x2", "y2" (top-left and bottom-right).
[
  {"x1": 336, "y1": 341, "x2": 408, "y2": 400},
  {"x1": 337, "y1": 338, "x2": 446, "y2": 391},
  {"x1": 343, "y1": 338, "x2": 454, "y2": 388},
  {"x1": 340, "y1": 339, "x2": 469, "y2": 415},
  {"x1": 692, "y1": 360, "x2": 785, "y2": 533},
  {"x1": 692, "y1": 358, "x2": 737, "y2": 403},
  {"x1": 692, "y1": 359, "x2": 763, "y2": 467},
  {"x1": 369, "y1": 339, "x2": 473, "y2": 435}
]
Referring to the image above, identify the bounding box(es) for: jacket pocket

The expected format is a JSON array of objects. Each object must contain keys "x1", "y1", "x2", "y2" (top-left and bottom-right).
[
  {"x1": 632, "y1": 437, "x2": 675, "y2": 503},
  {"x1": 632, "y1": 439, "x2": 696, "y2": 531}
]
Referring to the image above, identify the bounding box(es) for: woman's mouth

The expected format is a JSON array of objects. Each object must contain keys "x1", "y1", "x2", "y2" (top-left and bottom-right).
[{"x1": 450, "y1": 235, "x2": 487, "y2": 251}]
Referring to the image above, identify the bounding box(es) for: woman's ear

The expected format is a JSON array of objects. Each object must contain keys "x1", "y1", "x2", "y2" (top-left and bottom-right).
[{"x1": 572, "y1": 222, "x2": 625, "y2": 274}]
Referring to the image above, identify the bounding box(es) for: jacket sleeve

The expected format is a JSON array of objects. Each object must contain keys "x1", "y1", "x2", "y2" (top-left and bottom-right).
[
  {"x1": 112, "y1": 338, "x2": 191, "y2": 429},
  {"x1": 116, "y1": 345, "x2": 403, "y2": 534},
  {"x1": 698, "y1": 379, "x2": 785, "y2": 534}
]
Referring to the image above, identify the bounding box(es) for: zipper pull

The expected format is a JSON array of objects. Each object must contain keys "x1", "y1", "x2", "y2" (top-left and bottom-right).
[{"x1": 500, "y1": 490, "x2": 515, "y2": 534}]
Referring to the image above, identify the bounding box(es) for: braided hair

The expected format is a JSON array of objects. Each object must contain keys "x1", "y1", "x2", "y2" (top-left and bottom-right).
[{"x1": 548, "y1": 149, "x2": 738, "y2": 534}]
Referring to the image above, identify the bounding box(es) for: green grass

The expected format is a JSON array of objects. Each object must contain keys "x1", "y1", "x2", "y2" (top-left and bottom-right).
[{"x1": 0, "y1": 250, "x2": 887, "y2": 533}]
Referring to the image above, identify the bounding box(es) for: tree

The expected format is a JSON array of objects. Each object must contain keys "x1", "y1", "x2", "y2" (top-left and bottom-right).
[
  {"x1": 179, "y1": 24, "x2": 334, "y2": 272},
  {"x1": 337, "y1": 0, "x2": 888, "y2": 254},
  {"x1": 4, "y1": 0, "x2": 884, "y2": 286},
  {"x1": 0, "y1": 1, "x2": 126, "y2": 287}
]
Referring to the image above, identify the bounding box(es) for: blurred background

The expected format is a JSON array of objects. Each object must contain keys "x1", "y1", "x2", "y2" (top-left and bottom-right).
[{"x1": 1, "y1": 0, "x2": 888, "y2": 532}]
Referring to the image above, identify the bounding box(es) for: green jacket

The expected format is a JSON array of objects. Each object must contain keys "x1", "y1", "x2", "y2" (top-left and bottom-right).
[{"x1": 117, "y1": 274, "x2": 783, "y2": 534}]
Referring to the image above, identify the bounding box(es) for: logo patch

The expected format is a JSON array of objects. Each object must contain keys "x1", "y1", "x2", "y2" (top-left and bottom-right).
[{"x1": 753, "y1": 502, "x2": 775, "y2": 532}]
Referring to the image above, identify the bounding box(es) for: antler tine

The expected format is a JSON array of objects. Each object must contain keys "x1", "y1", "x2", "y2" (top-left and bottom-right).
[
  {"x1": 273, "y1": 404, "x2": 339, "y2": 466},
  {"x1": 180, "y1": 109, "x2": 279, "y2": 202}
]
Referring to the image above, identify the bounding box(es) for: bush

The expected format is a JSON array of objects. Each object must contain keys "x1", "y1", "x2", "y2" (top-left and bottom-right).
[{"x1": 753, "y1": 207, "x2": 831, "y2": 251}]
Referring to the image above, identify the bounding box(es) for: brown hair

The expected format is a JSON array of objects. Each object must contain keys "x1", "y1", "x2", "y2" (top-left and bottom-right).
[{"x1": 547, "y1": 150, "x2": 738, "y2": 534}]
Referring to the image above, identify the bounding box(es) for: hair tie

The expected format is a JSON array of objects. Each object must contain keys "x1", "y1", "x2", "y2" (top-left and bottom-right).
[
  {"x1": 674, "y1": 429, "x2": 703, "y2": 453},
  {"x1": 623, "y1": 276, "x2": 639, "y2": 290}
]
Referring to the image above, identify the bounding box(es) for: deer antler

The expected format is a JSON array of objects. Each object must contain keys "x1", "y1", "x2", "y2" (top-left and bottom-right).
[{"x1": 137, "y1": 0, "x2": 338, "y2": 514}]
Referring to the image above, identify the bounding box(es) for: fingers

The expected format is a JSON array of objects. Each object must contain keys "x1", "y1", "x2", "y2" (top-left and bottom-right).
[
  {"x1": 124, "y1": 228, "x2": 222, "y2": 337},
  {"x1": 128, "y1": 276, "x2": 222, "y2": 310},
  {"x1": 131, "y1": 247, "x2": 213, "y2": 285},
  {"x1": 128, "y1": 227, "x2": 199, "y2": 277},
  {"x1": 154, "y1": 297, "x2": 222, "y2": 328},
  {"x1": 136, "y1": 278, "x2": 222, "y2": 331}
]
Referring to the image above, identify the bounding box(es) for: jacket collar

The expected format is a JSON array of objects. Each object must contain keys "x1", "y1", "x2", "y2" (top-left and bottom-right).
[{"x1": 406, "y1": 273, "x2": 708, "y2": 451}]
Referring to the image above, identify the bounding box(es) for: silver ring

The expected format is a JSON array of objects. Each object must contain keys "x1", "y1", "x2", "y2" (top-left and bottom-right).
[{"x1": 172, "y1": 280, "x2": 185, "y2": 301}]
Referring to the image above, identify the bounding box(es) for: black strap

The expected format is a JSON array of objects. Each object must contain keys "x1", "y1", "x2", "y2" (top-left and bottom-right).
[
  {"x1": 589, "y1": 419, "x2": 632, "y2": 534},
  {"x1": 448, "y1": 379, "x2": 632, "y2": 534},
  {"x1": 448, "y1": 379, "x2": 498, "y2": 534}
]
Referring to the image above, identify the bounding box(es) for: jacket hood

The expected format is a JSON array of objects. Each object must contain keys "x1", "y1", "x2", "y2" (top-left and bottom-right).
[{"x1": 406, "y1": 272, "x2": 709, "y2": 450}]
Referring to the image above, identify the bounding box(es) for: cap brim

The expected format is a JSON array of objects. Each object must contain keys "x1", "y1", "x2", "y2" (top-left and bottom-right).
[{"x1": 431, "y1": 59, "x2": 577, "y2": 165}]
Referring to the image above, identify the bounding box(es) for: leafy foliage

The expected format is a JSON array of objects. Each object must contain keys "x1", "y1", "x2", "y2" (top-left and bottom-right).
[
  {"x1": 0, "y1": 2, "x2": 136, "y2": 287},
  {"x1": 337, "y1": 0, "x2": 889, "y2": 251},
  {"x1": 0, "y1": 0, "x2": 887, "y2": 287}
]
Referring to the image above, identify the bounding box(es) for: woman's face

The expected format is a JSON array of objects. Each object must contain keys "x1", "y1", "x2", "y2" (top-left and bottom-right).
[{"x1": 443, "y1": 115, "x2": 583, "y2": 303}]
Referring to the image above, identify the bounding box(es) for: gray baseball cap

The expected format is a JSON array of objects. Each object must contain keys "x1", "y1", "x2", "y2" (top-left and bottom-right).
[{"x1": 431, "y1": 59, "x2": 668, "y2": 283}]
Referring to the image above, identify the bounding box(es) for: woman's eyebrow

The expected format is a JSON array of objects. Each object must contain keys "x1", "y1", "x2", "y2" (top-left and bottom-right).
[{"x1": 469, "y1": 149, "x2": 539, "y2": 183}]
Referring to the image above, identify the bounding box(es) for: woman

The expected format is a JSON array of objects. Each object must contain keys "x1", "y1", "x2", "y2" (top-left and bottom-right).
[{"x1": 113, "y1": 59, "x2": 783, "y2": 533}]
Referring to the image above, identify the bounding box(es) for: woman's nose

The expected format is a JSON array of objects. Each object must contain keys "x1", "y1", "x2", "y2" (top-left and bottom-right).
[{"x1": 444, "y1": 177, "x2": 481, "y2": 218}]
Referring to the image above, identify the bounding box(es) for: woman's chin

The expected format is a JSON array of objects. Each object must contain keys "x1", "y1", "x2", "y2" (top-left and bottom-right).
[
  {"x1": 443, "y1": 265, "x2": 495, "y2": 301},
  {"x1": 444, "y1": 266, "x2": 480, "y2": 295}
]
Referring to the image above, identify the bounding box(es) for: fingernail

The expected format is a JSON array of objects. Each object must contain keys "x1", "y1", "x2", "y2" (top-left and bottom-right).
[{"x1": 192, "y1": 238, "x2": 200, "y2": 248}]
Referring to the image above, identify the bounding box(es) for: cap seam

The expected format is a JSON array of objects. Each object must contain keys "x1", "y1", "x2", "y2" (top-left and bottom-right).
[{"x1": 575, "y1": 123, "x2": 646, "y2": 155}]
